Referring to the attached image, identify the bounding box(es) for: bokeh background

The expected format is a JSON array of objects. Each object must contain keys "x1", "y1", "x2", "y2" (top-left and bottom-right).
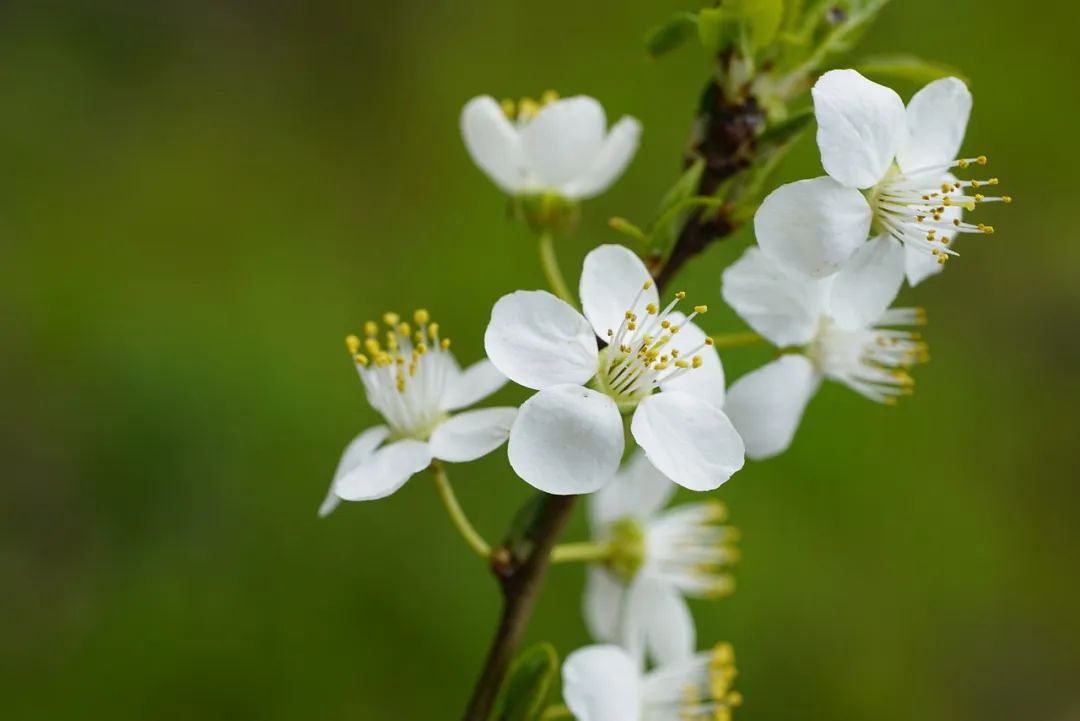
[{"x1": 3, "y1": 1, "x2": 1078, "y2": 719}]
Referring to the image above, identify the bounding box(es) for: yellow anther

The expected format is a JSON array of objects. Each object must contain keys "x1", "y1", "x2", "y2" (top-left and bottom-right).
[
  {"x1": 661, "y1": 320, "x2": 671, "y2": 329},
  {"x1": 519, "y1": 97, "x2": 540, "y2": 118},
  {"x1": 345, "y1": 334, "x2": 361, "y2": 354},
  {"x1": 441, "y1": 338, "x2": 452, "y2": 350},
  {"x1": 364, "y1": 338, "x2": 381, "y2": 355},
  {"x1": 926, "y1": 231, "x2": 936, "y2": 241},
  {"x1": 364, "y1": 321, "x2": 379, "y2": 337},
  {"x1": 674, "y1": 291, "x2": 686, "y2": 300},
  {"x1": 694, "y1": 305, "x2": 708, "y2": 314},
  {"x1": 983, "y1": 225, "x2": 995, "y2": 234},
  {"x1": 625, "y1": 311, "x2": 634, "y2": 320},
  {"x1": 974, "y1": 194, "x2": 984, "y2": 203},
  {"x1": 642, "y1": 280, "x2": 653, "y2": 290},
  {"x1": 382, "y1": 312, "x2": 400, "y2": 326},
  {"x1": 413, "y1": 308, "x2": 430, "y2": 325},
  {"x1": 540, "y1": 89, "x2": 559, "y2": 105},
  {"x1": 971, "y1": 179, "x2": 981, "y2": 188},
  {"x1": 627, "y1": 322, "x2": 637, "y2": 331},
  {"x1": 500, "y1": 98, "x2": 516, "y2": 118},
  {"x1": 428, "y1": 322, "x2": 440, "y2": 340},
  {"x1": 705, "y1": 337, "x2": 715, "y2": 346},
  {"x1": 957, "y1": 159, "x2": 969, "y2": 169},
  {"x1": 916, "y1": 215, "x2": 925, "y2": 222},
  {"x1": 1002, "y1": 196, "x2": 1013, "y2": 204},
  {"x1": 606, "y1": 329, "x2": 614, "y2": 337},
  {"x1": 941, "y1": 182, "x2": 952, "y2": 193},
  {"x1": 692, "y1": 355, "x2": 703, "y2": 368},
  {"x1": 671, "y1": 348, "x2": 680, "y2": 358},
  {"x1": 977, "y1": 155, "x2": 988, "y2": 165},
  {"x1": 385, "y1": 331, "x2": 399, "y2": 350},
  {"x1": 398, "y1": 322, "x2": 411, "y2": 337},
  {"x1": 988, "y1": 177, "x2": 999, "y2": 185},
  {"x1": 416, "y1": 343, "x2": 427, "y2": 355},
  {"x1": 953, "y1": 218, "x2": 961, "y2": 226},
  {"x1": 675, "y1": 359, "x2": 689, "y2": 369},
  {"x1": 670, "y1": 325, "x2": 681, "y2": 334},
  {"x1": 942, "y1": 196, "x2": 952, "y2": 206},
  {"x1": 353, "y1": 353, "x2": 369, "y2": 367},
  {"x1": 645, "y1": 303, "x2": 658, "y2": 315}
]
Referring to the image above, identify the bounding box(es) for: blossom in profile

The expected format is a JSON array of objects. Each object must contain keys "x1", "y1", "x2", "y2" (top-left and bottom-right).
[
  {"x1": 721, "y1": 245, "x2": 928, "y2": 459},
  {"x1": 484, "y1": 244, "x2": 744, "y2": 495},
  {"x1": 583, "y1": 451, "x2": 738, "y2": 667},
  {"x1": 755, "y1": 70, "x2": 1009, "y2": 285},
  {"x1": 561, "y1": 642, "x2": 741, "y2": 721},
  {"x1": 460, "y1": 92, "x2": 641, "y2": 202},
  {"x1": 319, "y1": 310, "x2": 515, "y2": 516}
]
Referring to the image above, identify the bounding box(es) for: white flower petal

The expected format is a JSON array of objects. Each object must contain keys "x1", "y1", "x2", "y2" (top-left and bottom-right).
[
  {"x1": 583, "y1": 567, "x2": 626, "y2": 644},
  {"x1": 562, "y1": 116, "x2": 643, "y2": 199},
  {"x1": 658, "y1": 313, "x2": 726, "y2": 410},
  {"x1": 755, "y1": 177, "x2": 872, "y2": 278},
  {"x1": 623, "y1": 576, "x2": 695, "y2": 667},
  {"x1": 522, "y1": 96, "x2": 607, "y2": 188},
  {"x1": 334, "y1": 439, "x2": 433, "y2": 502},
  {"x1": 812, "y1": 69, "x2": 907, "y2": 188},
  {"x1": 590, "y1": 449, "x2": 677, "y2": 529},
  {"x1": 721, "y1": 246, "x2": 830, "y2": 347},
  {"x1": 428, "y1": 407, "x2": 517, "y2": 463},
  {"x1": 441, "y1": 358, "x2": 507, "y2": 411},
  {"x1": 631, "y1": 392, "x2": 745, "y2": 492},
  {"x1": 563, "y1": 645, "x2": 641, "y2": 721},
  {"x1": 828, "y1": 234, "x2": 906, "y2": 329},
  {"x1": 508, "y1": 384, "x2": 624, "y2": 495},
  {"x1": 897, "y1": 77, "x2": 972, "y2": 175},
  {"x1": 319, "y1": 425, "x2": 390, "y2": 516},
  {"x1": 724, "y1": 356, "x2": 819, "y2": 460},
  {"x1": 485, "y1": 290, "x2": 598, "y2": 391},
  {"x1": 460, "y1": 95, "x2": 526, "y2": 193},
  {"x1": 580, "y1": 244, "x2": 658, "y2": 340}
]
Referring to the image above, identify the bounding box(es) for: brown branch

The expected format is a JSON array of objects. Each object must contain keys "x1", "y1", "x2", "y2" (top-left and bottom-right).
[{"x1": 461, "y1": 75, "x2": 764, "y2": 721}]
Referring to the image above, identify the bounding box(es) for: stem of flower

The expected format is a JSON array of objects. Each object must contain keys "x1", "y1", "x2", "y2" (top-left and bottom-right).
[
  {"x1": 537, "y1": 231, "x2": 576, "y2": 306},
  {"x1": 550, "y1": 541, "x2": 614, "y2": 564},
  {"x1": 431, "y1": 461, "x2": 491, "y2": 559},
  {"x1": 710, "y1": 331, "x2": 768, "y2": 349},
  {"x1": 540, "y1": 705, "x2": 573, "y2": 720}
]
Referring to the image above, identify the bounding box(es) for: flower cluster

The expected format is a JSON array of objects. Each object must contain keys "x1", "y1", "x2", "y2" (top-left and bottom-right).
[{"x1": 318, "y1": 65, "x2": 1004, "y2": 721}]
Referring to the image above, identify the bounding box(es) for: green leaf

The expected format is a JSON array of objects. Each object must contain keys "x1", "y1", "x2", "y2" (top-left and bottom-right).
[
  {"x1": 698, "y1": 0, "x2": 783, "y2": 56},
  {"x1": 854, "y1": 54, "x2": 969, "y2": 86},
  {"x1": 644, "y1": 11, "x2": 698, "y2": 58},
  {"x1": 492, "y1": 643, "x2": 559, "y2": 721},
  {"x1": 647, "y1": 158, "x2": 705, "y2": 261}
]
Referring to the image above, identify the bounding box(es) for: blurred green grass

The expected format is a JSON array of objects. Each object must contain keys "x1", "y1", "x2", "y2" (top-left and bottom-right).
[{"x1": 1, "y1": 1, "x2": 1078, "y2": 719}]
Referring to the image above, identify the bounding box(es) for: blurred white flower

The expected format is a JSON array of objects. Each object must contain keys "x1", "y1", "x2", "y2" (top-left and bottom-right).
[
  {"x1": 755, "y1": 70, "x2": 1008, "y2": 285},
  {"x1": 561, "y1": 642, "x2": 741, "y2": 721},
  {"x1": 319, "y1": 310, "x2": 515, "y2": 516},
  {"x1": 721, "y1": 245, "x2": 928, "y2": 460},
  {"x1": 460, "y1": 92, "x2": 641, "y2": 201},
  {"x1": 484, "y1": 244, "x2": 744, "y2": 495},
  {"x1": 583, "y1": 451, "x2": 738, "y2": 667}
]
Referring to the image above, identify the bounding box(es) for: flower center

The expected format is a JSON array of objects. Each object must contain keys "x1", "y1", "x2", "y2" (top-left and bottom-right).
[
  {"x1": 594, "y1": 282, "x2": 713, "y2": 409},
  {"x1": 645, "y1": 642, "x2": 742, "y2": 721},
  {"x1": 606, "y1": 518, "x2": 646, "y2": 582},
  {"x1": 807, "y1": 309, "x2": 929, "y2": 405},
  {"x1": 643, "y1": 501, "x2": 739, "y2": 600},
  {"x1": 500, "y1": 89, "x2": 560, "y2": 124},
  {"x1": 867, "y1": 156, "x2": 1010, "y2": 266},
  {"x1": 345, "y1": 309, "x2": 454, "y2": 439}
]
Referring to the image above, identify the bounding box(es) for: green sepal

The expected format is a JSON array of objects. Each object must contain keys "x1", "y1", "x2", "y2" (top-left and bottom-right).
[
  {"x1": 853, "y1": 54, "x2": 969, "y2": 86},
  {"x1": 646, "y1": 158, "x2": 705, "y2": 264},
  {"x1": 644, "y1": 11, "x2": 698, "y2": 58},
  {"x1": 491, "y1": 643, "x2": 560, "y2": 721}
]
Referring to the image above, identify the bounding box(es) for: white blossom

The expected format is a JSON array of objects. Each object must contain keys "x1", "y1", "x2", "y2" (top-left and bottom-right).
[
  {"x1": 484, "y1": 244, "x2": 744, "y2": 495},
  {"x1": 721, "y1": 245, "x2": 928, "y2": 459},
  {"x1": 562, "y1": 643, "x2": 741, "y2": 721},
  {"x1": 583, "y1": 452, "x2": 738, "y2": 667},
  {"x1": 461, "y1": 92, "x2": 641, "y2": 200},
  {"x1": 755, "y1": 70, "x2": 1008, "y2": 285},
  {"x1": 319, "y1": 310, "x2": 515, "y2": 516}
]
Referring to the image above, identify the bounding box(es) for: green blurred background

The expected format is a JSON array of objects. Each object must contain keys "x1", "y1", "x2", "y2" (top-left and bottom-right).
[{"x1": 2, "y1": 1, "x2": 1077, "y2": 719}]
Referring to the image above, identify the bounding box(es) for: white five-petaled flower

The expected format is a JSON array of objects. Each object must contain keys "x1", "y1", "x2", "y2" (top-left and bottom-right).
[
  {"x1": 756, "y1": 69, "x2": 1009, "y2": 286},
  {"x1": 484, "y1": 244, "x2": 745, "y2": 495},
  {"x1": 583, "y1": 451, "x2": 739, "y2": 667},
  {"x1": 561, "y1": 642, "x2": 741, "y2": 721},
  {"x1": 721, "y1": 245, "x2": 928, "y2": 460},
  {"x1": 319, "y1": 310, "x2": 515, "y2": 516},
  {"x1": 460, "y1": 92, "x2": 642, "y2": 201}
]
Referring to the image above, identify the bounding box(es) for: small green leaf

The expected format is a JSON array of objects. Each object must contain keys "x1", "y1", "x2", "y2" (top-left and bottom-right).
[
  {"x1": 698, "y1": 0, "x2": 783, "y2": 57},
  {"x1": 854, "y1": 54, "x2": 969, "y2": 86},
  {"x1": 648, "y1": 158, "x2": 705, "y2": 261},
  {"x1": 644, "y1": 11, "x2": 698, "y2": 58},
  {"x1": 492, "y1": 643, "x2": 560, "y2": 721}
]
